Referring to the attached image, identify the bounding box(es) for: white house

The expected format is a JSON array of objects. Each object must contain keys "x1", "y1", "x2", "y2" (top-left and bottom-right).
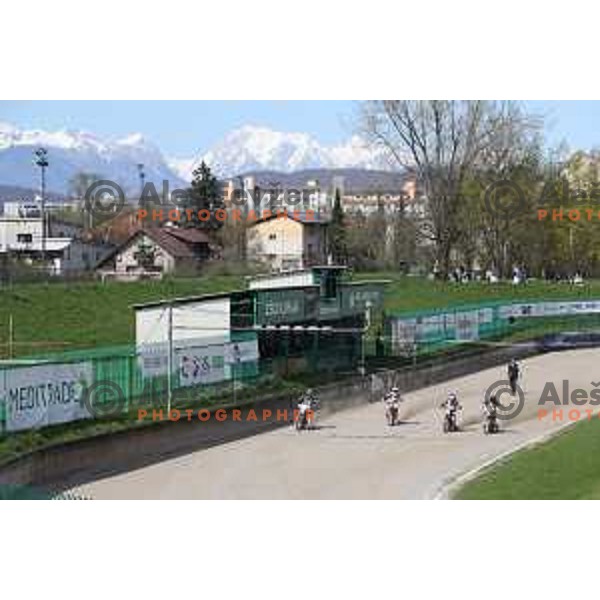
[
  {"x1": 0, "y1": 203, "x2": 114, "y2": 275},
  {"x1": 246, "y1": 210, "x2": 330, "y2": 272},
  {"x1": 95, "y1": 226, "x2": 211, "y2": 281}
]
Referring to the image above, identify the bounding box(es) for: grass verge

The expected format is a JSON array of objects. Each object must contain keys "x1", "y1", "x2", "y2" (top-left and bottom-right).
[{"x1": 454, "y1": 418, "x2": 600, "y2": 499}]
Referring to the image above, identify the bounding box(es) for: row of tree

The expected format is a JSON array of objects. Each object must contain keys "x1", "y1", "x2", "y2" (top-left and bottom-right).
[
  {"x1": 353, "y1": 101, "x2": 600, "y2": 278},
  {"x1": 69, "y1": 101, "x2": 600, "y2": 278}
]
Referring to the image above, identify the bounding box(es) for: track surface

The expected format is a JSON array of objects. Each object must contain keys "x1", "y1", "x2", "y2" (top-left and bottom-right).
[{"x1": 76, "y1": 349, "x2": 600, "y2": 499}]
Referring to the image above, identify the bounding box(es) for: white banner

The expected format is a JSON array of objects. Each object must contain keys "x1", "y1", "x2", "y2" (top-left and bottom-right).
[
  {"x1": 391, "y1": 318, "x2": 417, "y2": 356},
  {"x1": 178, "y1": 339, "x2": 259, "y2": 386},
  {"x1": 455, "y1": 311, "x2": 479, "y2": 341},
  {"x1": 500, "y1": 300, "x2": 600, "y2": 320},
  {"x1": 139, "y1": 338, "x2": 259, "y2": 380},
  {"x1": 225, "y1": 340, "x2": 260, "y2": 365},
  {"x1": 2, "y1": 362, "x2": 93, "y2": 432}
]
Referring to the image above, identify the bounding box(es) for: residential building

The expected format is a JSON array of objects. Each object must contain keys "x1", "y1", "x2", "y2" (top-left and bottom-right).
[
  {"x1": 0, "y1": 211, "x2": 72, "y2": 275},
  {"x1": 0, "y1": 203, "x2": 116, "y2": 276},
  {"x1": 95, "y1": 226, "x2": 211, "y2": 281},
  {"x1": 246, "y1": 210, "x2": 330, "y2": 271},
  {"x1": 340, "y1": 177, "x2": 420, "y2": 216}
]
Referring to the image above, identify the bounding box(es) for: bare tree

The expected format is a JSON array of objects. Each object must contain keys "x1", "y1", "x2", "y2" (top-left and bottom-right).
[{"x1": 360, "y1": 101, "x2": 538, "y2": 278}]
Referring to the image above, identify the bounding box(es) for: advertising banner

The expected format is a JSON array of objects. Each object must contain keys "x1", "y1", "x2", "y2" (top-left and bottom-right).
[
  {"x1": 391, "y1": 318, "x2": 417, "y2": 356},
  {"x1": 224, "y1": 339, "x2": 260, "y2": 365},
  {"x1": 2, "y1": 362, "x2": 93, "y2": 432},
  {"x1": 455, "y1": 311, "x2": 480, "y2": 341},
  {"x1": 178, "y1": 339, "x2": 260, "y2": 386},
  {"x1": 178, "y1": 345, "x2": 226, "y2": 386},
  {"x1": 389, "y1": 298, "x2": 600, "y2": 356}
]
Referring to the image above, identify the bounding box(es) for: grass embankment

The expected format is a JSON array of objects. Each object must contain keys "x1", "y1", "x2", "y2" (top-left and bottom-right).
[
  {"x1": 455, "y1": 419, "x2": 600, "y2": 499},
  {"x1": 2, "y1": 273, "x2": 600, "y2": 469},
  {"x1": 0, "y1": 276, "x2": 244, "y2": 358},
  {"x1": 369, "y1": 272, "x2": 600, "y2": 314},
  {"x1": 2, "y1": 273, "x2": 600, "y2": 357}
]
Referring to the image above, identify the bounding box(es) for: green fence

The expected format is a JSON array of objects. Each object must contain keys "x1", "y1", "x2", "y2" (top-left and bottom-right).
[
  {"x1": 0, "y1": 327, "x2": 364, "y2": 435},
  {"x1": 386, "y1": 298, "x2": 600, "y2": 358},
  {"x1": 6, "y1": 294, "x2": 599, "y2": 436}
]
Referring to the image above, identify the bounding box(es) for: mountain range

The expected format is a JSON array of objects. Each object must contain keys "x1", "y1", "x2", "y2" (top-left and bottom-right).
[{"x1": 0, "y1": 122, "x2": 396, "y2": 197}]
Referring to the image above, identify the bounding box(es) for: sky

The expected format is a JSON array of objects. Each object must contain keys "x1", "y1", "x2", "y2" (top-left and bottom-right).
[{"x1": 0, "y1": 100, "x2": 598, "y2": 158}]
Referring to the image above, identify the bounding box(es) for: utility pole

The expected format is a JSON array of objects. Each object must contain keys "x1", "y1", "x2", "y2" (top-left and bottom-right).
[
  {"x1": 8, "y1": 314, "x2": 13, "y2": 360},
  {"x1": 231, "y1": 343, "x2": 241, "y2": 403},
  {"x1": 34, "y1": 148, "x2": 49, "y2": 264},
  {"x1": 167, "y1": 302, "x2": 173, "y2": 414},
  {"x1": 359, "y1": 301, "x2": 373, "y2": 376}
]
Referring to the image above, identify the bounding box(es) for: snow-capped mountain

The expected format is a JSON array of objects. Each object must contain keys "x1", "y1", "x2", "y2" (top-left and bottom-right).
[
  {"x1": 0, "y1": 122, "x2": 391, "y2": 195},
  {"x1": 0, "y1": 122, "x2": 186, "y2": 195},
  {"x1": 171, "y1": 125, "x2": 391, "y2": 180}
]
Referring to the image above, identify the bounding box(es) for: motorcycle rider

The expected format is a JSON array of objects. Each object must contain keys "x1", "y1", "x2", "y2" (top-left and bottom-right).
[
  {"x1": 482, "y1": 393, "x2": 500, "y2": 433},
  {"x1": 483, "y1": 393, "x2": 499, "y2": 415},
  {"x1": 442, "y1": 391, "x2": 460, "y2": 417},
  {"x1": 507, "y1": 358, "x2": 520, "y2": 394},
  {"x1": 297, "y1": 388, "x2": 317, "y2": 428},
  {"x1": 383, "y1": 386, "x2": 402, "y2": 425},
  {"x1": 441, "y1": 391, "x2": 461, "y2": 431}
]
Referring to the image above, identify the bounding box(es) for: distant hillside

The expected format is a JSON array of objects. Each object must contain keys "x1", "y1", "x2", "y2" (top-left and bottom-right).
[
  {"x1": 0, "y1": 184, "x2": 65, "y2": 208},
  {"x1": 235, "y1": 168, "x2": 408, "y2": 194},
  {"x1": 0, "y1": 123, "x2": 186, "y2": 195}
]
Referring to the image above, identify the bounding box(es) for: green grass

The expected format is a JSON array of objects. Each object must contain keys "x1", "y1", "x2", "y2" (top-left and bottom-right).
[
  {"x1": 3, "y1": 272, "x2": 600, "y2": 358},
  {"x1": 3, "y1": 272, "x2": 600, "y2": 470},
  {"x1": 0, "y1": 276, "x2": 244, "y2": 358},
  {"x1": 363, "y1": 272, "x2": 600, "y2": 315},
  {"x1": 455, "y1": 419, "x2": 600, "y2": 499}
]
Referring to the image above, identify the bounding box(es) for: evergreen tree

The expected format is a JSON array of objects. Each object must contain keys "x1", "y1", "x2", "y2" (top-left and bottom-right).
[
  {"x1": 182, "y1": 161, "x2": 223, "y2": 230},
  {"x1": 328, "y1": 188, "x2": 347, "y2": 264}
]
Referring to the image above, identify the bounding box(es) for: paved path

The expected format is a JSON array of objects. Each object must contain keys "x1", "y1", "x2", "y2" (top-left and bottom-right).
[{"x1": 75, "y1": 349, "x2": 600, "y2": 499}]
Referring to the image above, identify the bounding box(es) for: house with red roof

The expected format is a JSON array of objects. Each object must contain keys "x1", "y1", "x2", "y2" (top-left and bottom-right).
[{"x1": 95, "y1": 226, "x2": 211, "y2": 281}]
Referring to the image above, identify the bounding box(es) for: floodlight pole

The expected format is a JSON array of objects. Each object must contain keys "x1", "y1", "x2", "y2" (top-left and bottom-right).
[
  {"x1": 137, "y1": 163, "x2": 145, "y2": 199},
  {"x1": 34, "y1": 148, "x2": 49, "y2": 263}
]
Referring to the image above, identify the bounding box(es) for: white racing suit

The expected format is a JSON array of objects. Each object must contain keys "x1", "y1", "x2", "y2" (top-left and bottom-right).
[
  {"x1": 384, "y1": 391, "x2": 401, "y2": 422},
  {"x1": 297, "y1": 393, "x2": 318, "y2": 427},
  {"x1": 443, "y1": 397, "x2": 460, "y2": 418},
  {"x1": 441, "y1": 397, "x2": 460, "y2": 430},
  {"x1": 482, "y1": 401, "x2": 498, "y2": 424}
]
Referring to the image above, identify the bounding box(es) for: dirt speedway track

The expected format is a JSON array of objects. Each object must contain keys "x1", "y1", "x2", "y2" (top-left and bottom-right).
[{"x1": 76, "y1": 349, "x2": 600, "y2": 499}]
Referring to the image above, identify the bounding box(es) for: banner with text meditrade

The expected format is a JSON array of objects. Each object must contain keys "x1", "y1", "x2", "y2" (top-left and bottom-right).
[{"x1": 1, "y1": 362, "x2": 93, "y2": 432}]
